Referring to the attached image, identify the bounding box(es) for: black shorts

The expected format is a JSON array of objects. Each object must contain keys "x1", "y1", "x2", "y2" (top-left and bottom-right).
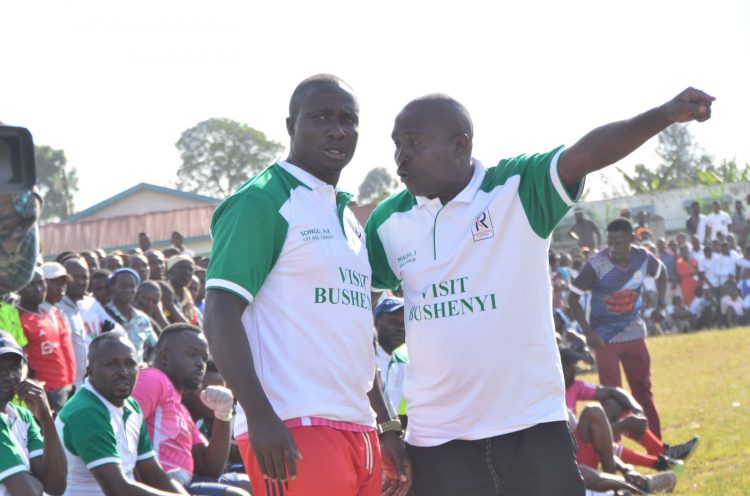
[{"x1": 406, "y1": 421, "x2": 585, "y2": 496}]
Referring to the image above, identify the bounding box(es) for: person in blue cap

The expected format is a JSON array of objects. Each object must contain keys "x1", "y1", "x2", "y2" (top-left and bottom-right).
[{"x1": 374, "y1": 297, "x2": 409, "y2": 425}]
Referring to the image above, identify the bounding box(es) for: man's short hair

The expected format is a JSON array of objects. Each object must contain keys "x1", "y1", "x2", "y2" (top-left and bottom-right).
[
  {"x1": 91, "y1": 268, "x2": 112, "y2": 281},
  {"x1": 155, "y1": 323, "x2": 203, "y2": 353},
  {"x1": 289, "y1": 74, "x2": 351, "y2": 120},
  {"x1": 406, "y1": 93, "x2": 474, "y2": 139},
  {"x1": 88, "y1": 332, "x2": 132, "y2": 363},
  {"x1": 607, "y1": 218, "x2": 633, "y2": 235},
  {"x1": 137, "y1": 280, "x2": 161, "y2": 294}
]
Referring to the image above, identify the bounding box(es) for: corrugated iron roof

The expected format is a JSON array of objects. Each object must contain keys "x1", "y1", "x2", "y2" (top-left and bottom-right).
[{"x1": 40, "y1": 202, "x2": 377, "y2": 258}]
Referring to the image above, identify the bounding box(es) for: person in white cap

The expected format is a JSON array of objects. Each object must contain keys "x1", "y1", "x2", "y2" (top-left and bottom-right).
[
  {"x1": 0, "y1": 330, "x2": 67, "y2": 495},
  {"x1": 16, "y1": 268, "x2": 76, "y2": 412},
  {"x1": 41, "y1": 262, "x2": 70, "y2": 308}
]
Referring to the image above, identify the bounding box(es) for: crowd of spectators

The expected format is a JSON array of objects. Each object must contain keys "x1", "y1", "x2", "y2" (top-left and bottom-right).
[{"x1": 555, "y1": 196, "x2": 750, "y2": 337}]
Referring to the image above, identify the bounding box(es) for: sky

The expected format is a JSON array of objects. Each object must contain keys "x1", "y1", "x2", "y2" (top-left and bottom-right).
[{"x1": 3, "y1": 0, "x2": 749, "y2": 212}]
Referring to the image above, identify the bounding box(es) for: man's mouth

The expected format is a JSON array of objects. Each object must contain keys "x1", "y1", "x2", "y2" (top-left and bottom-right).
[{"x1": 322, "y1": 148, "x2": 347, "y2": 160}]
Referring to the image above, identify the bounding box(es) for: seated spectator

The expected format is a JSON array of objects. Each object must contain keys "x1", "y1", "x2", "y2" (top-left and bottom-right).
[
  {"x1": 374, "y1": 297, "x2": 408, "y2": 423},
  {"x1": 188, "y1": 275, "x2": 203, "y2": 324},
  {"x1": 720, "y1": 284, "x2": 747, "y2": 328},
  {"x1": 698, "y1": 246, "x2": 722, "y2": 300},
  {"x1": 666, "y1": 296, "x2": 694, "y2": 333},
  {"x1": 17, "y1": 268, "x2": 76, "y2": 412},
  {"x1": 689, "y1": 286, "x2": 718, "y2": 330},
  {"x1": 131, "y1": 325, "x2": 248, "y2": 495},
  {"x1": 56, "y1": 333, "x2": 189, "y2": 495},
  {"x1": 145, "y1": 250, "x2": 167, "y2": 281},
  {"x1": 164, "y1": 256, "x2": 197, "y2": 325},
  {"x1": 0, "y1": 331, "x2": 67, "y2": 495},
  {"x1": 135, "y1": 281, "x2": 170, "y2": 333},
  {"x1": 738, "y1": 265, "x2": 750, "y2": 298},
  {"x1": 127, "y1": 254, "x2": 151, "y2": 285},
  {"x1": 83, "y1": 269, "x2": 122, "y2": 337},
  {"x1": 104, "y1": 269, "x2": 158, "y2": 365},
  {"x1": 562, "y1": 349, "x2": 698, "y2": 472}
]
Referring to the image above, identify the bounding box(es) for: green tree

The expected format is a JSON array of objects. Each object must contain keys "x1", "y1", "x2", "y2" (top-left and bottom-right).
[
  {"x1": 357, "y1": 167, "x2": 398, "y2": 204},
  {"x1": 175, "y1": 118, "x2": 284, "y2": 198},
  {"x1": 35, "y1": 145, "x2": 77, "y2": 222}
]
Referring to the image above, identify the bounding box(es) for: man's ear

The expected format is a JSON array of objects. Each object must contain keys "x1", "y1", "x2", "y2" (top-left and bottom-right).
[
  {"x1": 455, "y1": 133, "x2": 471, "y2": 158},
  {"x1": 286, "y1": 116, "x2": 295, "y2": 139}
]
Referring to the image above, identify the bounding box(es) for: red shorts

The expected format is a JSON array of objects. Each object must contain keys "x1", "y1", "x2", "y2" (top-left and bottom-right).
[
  {"x1": 575, "y1": 429, "x2": 600, "y2": 469},
  {"x1": 237, "y1": 426, "x2": 381, "y2": 496}
]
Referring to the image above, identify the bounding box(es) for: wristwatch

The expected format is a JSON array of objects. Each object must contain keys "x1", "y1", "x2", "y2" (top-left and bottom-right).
[{"x1": 377, "y1": 419, "x2": 403, "y2": 436}]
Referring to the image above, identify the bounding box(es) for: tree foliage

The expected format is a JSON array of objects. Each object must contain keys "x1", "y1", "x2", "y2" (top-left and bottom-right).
[
  {"x1": 35, "y1": 145, "x2": 78, "y2": 222},
  {"x1": 358, "y1": 167, "x2": 398, "y2": 204},
  {"x1": 616, "y1": 124, "x2": 747, "y2": 195},
  {"x1": 175, "y1": 118, "x2": 284, "y2": 198}
]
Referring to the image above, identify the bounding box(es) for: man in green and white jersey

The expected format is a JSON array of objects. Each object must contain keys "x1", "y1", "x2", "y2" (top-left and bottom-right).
[
  {"x1": 56, "y1": 333, "x2": 188, "y2": 496},
  {"x1": 366, "y1": 88, "x2": 714, "y2": 495},
  {"x1": 0, "y1": 330, "x2": 66, "y2": 496},
  {"x1": 204, "y1": 74, "x2": 410, "y2": 495}
]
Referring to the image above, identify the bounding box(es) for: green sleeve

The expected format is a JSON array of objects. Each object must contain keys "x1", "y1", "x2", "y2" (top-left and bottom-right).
[
  {"x1": 0, "y1": 417, "x2": 27, "y2": 481},
  {"x1": 206, "y1": 186, "x2": 290, "y2": 303},
  {"x1": 137, "y1": 420, "x2": 154, "y2": 459},
  {"x1": 489, "y1": 146, "x2": 583, "y2": 238},
  {"x1": 16, "y1": 407, "x2": 43, "y2": 458},
  {"x1": 0, "y1": 303, "x2": 28, "y2": 348},
  {"x1": 62, "y1": 408, "x2": 121, "y2": 469},
  {"x1": 365, "y1": 219, "x2": 401, "y2": 292}
]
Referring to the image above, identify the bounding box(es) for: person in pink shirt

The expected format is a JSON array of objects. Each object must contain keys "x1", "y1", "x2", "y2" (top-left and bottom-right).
[
  {"x1": 131, "y1": 324, "x2": 249, "y2": 496},
  {"x1": 561, "y1": 348, "x2": 698, "y2": 472}
]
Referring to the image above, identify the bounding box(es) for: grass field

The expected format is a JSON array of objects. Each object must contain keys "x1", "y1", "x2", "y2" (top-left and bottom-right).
[{"x1": 580, "y1": 327, "x2": 750, "y2": 495}]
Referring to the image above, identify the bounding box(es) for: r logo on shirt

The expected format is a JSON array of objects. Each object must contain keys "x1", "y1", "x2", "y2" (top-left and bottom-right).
[{"x1": 472, "y1": 209, "x2": 494, "y2": 242}]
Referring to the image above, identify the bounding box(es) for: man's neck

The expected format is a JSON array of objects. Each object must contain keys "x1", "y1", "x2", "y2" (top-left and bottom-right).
[
  {"x1": 285, "y1": 155, "x2": 341, "y2": 187},
  {"x1": 20, "y1": 301, "x2": 39, "y2": 313},
  {"x1": 157, "y1": 366, "x2": 184, "y2": 394}
]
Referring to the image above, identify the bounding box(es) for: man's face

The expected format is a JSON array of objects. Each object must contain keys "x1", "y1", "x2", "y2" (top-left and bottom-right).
[
  {"x1": 162, "y1": 332, "x2": 209, "y2": 390},
  {"x1": 637, "y1": 211, "x2": 646, "y2": 225},
  {"x1": 391, "y1": 103, "x2": 466, "y2": 200},
  {"x1": 146, "y1": 252, "x2": 166, "y2": 280},
  {"x1": 129, "y1": 256, "x2": 150, "y2": 284},
  {"x1": 188, "y1": 275, "x2": 202, "y2": 302},
  {"x1": 19, "y1": 273, "x2": 46, "y2": 307},
  {"x1": 45, "y1": 276, "x2": 67, "y2": 305},
  {"x1": 721, "y1": 243, "x2": 730, "y2": 256},
  {"x1": 0, "y1": 354, "x2": 27, "y2": 404},
  {"x1": 169, "y1": 261, "x2": 195, "y2": 288},
  {"x1": 691, "y1": 203, "x2": 700, "y2": 215},
  {"x1": 65, "y1": 260, "x2": 89, "y2": 300},
  {"x1": 90, "y1": 276, "x2": 111, "y2": 305},
  {"x1": 171, "y1": 232, "x2": 184, "y2": 246},
  {"x1": 607, "y1": 230, "x2": 633, "y2": 264},
  {"x1": 102, "y1": 256, "x2": 123, "y2": 272},
  {"x1": 574, "y1": 212, "x2": 583, "y2": 222},
  {"x1": 376, "y1": 310, "x2": 406, "y2": 352},
  {"x1": 111, "y1": 273, "x2": 137, "y2": 306},
  {"x1": 88, "y1": 338, "x2": 139, "y2": 405},
  {"x1": 736, "y1": 201, "x2": 743, "y2": 213},
  {"x1": 139, "y1": 234, "x2": 151, "y2": 251},
  {"x1": 135, "y1": 286, "x2": 161, "y2": 315},
  {"x1": 713, "y1": 201, "x2": 720, "y2": 213},
  {"x1": 704, "y1": 246, "x2": 712, "y2": 258},
  {"x1": 680, "y1": 246, "x2": 690, "y2": 260},
  {"x1": 287, "y1": 84, "x2": 359, "y2": 181},
  {"x1": 80, "y1": 252, "x2": 99, "y2": 272}
]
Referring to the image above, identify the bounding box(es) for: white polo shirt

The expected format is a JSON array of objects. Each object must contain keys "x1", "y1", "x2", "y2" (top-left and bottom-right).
[
  {"x1": 206, "y1": 161, "x2": 376, "y2": 427},
  {"x1": 366, "y1": 146, "x2": 583, "y2": 446}
]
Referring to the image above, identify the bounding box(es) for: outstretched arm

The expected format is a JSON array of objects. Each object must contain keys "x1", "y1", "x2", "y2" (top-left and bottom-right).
[{"x1": 559, "y1": 87, "x2": 714, "y2": 188}]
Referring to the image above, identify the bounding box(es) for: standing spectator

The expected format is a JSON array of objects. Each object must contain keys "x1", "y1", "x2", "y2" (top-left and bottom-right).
[
  {"x1": 127, "y1": 254, "x2": 150, "y2": 285},
  {"x1": 698, "y1": 245, "x2": 722, "y2": 300},
  {"x1": 104, "y1": 269, "x2": 157, "y2": 365},
  {"x1": 145, "y1": 250, "x2": 167, "y2": 281},
  {"x1": 79, "y1": 250, "x2": 100, "y2": 273},
  {"x1": 0, "y1": 331, "x2": 67, "y2": 496},
  {"x1": 164, "y1": 256, "x2": 196, "y2": 325},
  {"x1": 730, "y1": 200, "x2": 748, "y2": 249},
  {"x1": 568, "y1": 207, "x2": 601, "y2": 250},
  {"x1": 569, "y1": 218, "x2": 666, "y2": 438},
  {"x1": 675, "y1": 245, "x2": 701, "y2": 306},
  {"x1": 634, "y1": 211, "x2": 653, "y2": 243},
  {"x1": 59, "y1": 257, "x2": 95, "y2": 387},
  {"x1": 16, "y1": 268, "x2": 76, "y2": 412},
  {"x1": 706, "y1": 200, "x2": 731, "y2": 241},
  {"x1": 171, "y1": 232, "x2": 195, "y2": 258},
  {"x1": 135, "y1": 281, "x2": 170, "y2": 333},
  {"x1": 374, "y1": 297, "x2": 408, "y2": 422},
  {"x1": 690, "y1": 235, "x2": 705, "y2": 262},
  {"x1": 55, "y1": 333, "x2": 189, "y2": 495},
  {"x1": 686, "y1": 202, "x2": 708, "y2": 244},
  {"x1": 41, "y1": 262, "x2": 69, "y2": 307},
  {"x1": 656, "y1": 239, "x2": 678, "y2": 303},
  {"x1": 139, "y1": 232, "x2": 152, "y2": 252},
  {"x1": 131, "y1": 325, "x2": 249, "y2": 495}
]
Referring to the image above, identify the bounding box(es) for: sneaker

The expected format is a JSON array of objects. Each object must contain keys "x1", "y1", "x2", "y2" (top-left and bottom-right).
[
  {"x1": 654, "y1": 454, "x2": 684, "y2": 472},
  {"x1": 645, "y1": 471, "x2": 677, "y2": 493},
  {"x1": 664, "y1": 435, "x2": 700, "y2": 461}
]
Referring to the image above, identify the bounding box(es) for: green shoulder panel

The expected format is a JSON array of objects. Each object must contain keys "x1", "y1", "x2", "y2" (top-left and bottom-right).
[
  {"x1": 207, "y1": 164, "x2": 307, "y2": 301},
  {"x1": 365, "y1": 190, "x2": 417, "y2": 291},
  {"x1": 482, "y1": 146, "x2": 581, "y2": 239}
]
